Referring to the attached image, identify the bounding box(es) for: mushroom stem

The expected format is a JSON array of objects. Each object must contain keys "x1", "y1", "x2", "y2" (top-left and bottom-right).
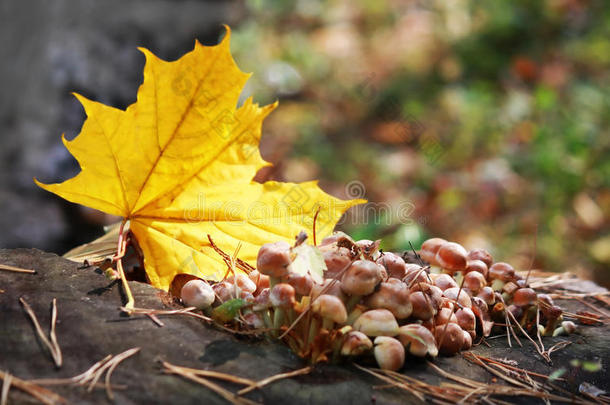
[
  {"x1": 346, "y1": 295, "x2": 362, "y2": 313},
  {"x1": 543, "y1": 315, "x2": 563, "y2": 336},
  {"x1": 269, "y1": 276, "x2": 280, "y2": 289},
  {"x1": 273, "y1": 308, "x2": 285, "y2": 335},
  {"x1": 322, "y1": 318, "x2": 334, "y2": 331},
  {"x1": 307, "y1": 317, "x2": 320, "y2": 348}
]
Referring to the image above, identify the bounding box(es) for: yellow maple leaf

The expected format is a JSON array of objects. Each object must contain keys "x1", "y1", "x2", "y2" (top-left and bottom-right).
[{"x1": 35, "y1": 28, "x2": 364, "y2": 291}]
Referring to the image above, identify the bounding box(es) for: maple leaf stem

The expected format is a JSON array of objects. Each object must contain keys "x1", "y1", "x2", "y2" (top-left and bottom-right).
[{"x1": 116, "y1": 220, "x2": 135, "y2": 313}]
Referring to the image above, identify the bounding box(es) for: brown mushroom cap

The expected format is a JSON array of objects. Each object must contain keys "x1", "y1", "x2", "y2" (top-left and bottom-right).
[
  {"x1": 434, "y1": 322, "x2": 465, "y2": 355},
  {"x1": 322, "y1": 246, "x2": 353, "y2": 279},
  {"x1": 420, "y1": 238, "x2": 447, "y2": 266},
  {"x1": 443, "y1": 287, "x2": 472, "y2": 308},
  {"x1": 212, "y1": 281, "x2": 240, "y2": 303},
  {"x1": 283, "y1": 271, "x2": 313, "y2": 296},
  {"x1": 377, "y1": 252, "x2": 407, "y2": 279},
  {"x1": 435, "y1": 242, "x2": 468, "y2": 273},
  {"x1": 476, "y1": 286, "x2": 496, "y2": 306},
  {"x1": 226, "y1": 273, "x2": 257, "y2": 294},
  {"x1": 181, "y1": 279, "x2": 215, "y2": 309},
  {"x1": 489, "y1": 262, "x2": 515, "y2": 282},
  {"x1": 398, "y1": 324, "x2": 438, "y2": 358},
  {"x1": 252, "y1": 288, "x2": 271, "y2": 311},
  {"x1": 353, "y1": 309, "x2": 400, "y2": 337},
  {"x1": 463, "y1": 271, "x2": 487, "y2": 294},
  {"x1": 403, "y1": 264, "x2": 428, "y2": 286},
  {"x1": 312, "y1": 294, "x2": 348, "y2": 324},
  {"x1": 461, "y1": 330, "x2": 473, "y2": 350},
  {"x1": 513, "y1": 288, "x2": 537, "y2": 307},
  {"x1": 432, "y1": 273, "x2": 458, "y2": 291},
  {"x1": 341, "y1": 260, "x2": 385, "y2": 296},
  {"x1": 434, "y1": 307, "x2": 458, "y2": 325},
  {"x1": 465, "y1": 260, "x2": 489, "y2": 278},
  {"x1": 364, "y1": 281, "x2": 413, "y2": 319},
  {"x1": 269, "y1": 283, "x2": 296, "y2": 308},
  {"x1": 374, "y1": 336, "x2": 405, "y2": 371},
  {"x1": 311, "y1": 279, "x2": 347, "y2": 301},
  {"x1": 256, "y1": 241, "x2": 292, "y2": 278},
  {"x1": 409, "y1": 291, "x2": 436, "y2": 320},
  {"x1": 455, "y1": 308, "x2": 476, "y2": 331},
  {"x1": 467, "y1": 248, "x2": 493, "y2": 268},
  {"x1": 341, "y1": 331, "x2": 373, "y2": 356},
  {"x1": 248, "y1": 270, "x2": 270, "y2": 294}
]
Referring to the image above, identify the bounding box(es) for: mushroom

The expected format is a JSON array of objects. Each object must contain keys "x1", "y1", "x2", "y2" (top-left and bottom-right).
[
  {"x1": 356, "y1": 239, "x2": 381, "y2": 261},
  {"x1": 283, "y1": 271, "x2": 314, "y2": 296},
  {"x1": 374, "y1": 336, "x2": 405, "y2": 371},
  {"x1": 341, "y1": 260, "x2": 386, "y2": 310},
  {"x1": 312, "y1": 294, "x2": 348, "y2": 330},
  {"x1": 552, "y1": 320, "x2": 576, "y2": 336},
  {"x1": 471, "y1": 296, "x2": 494, "y2": 337},
  {"x1": 461, "y1": 330, "x2": 473, "y2": 350},
  {"x1": 434, "y1": 307, "x2": 458, "y2": 326},
  {"x1": 403, "y1": 264, "x2": 429, "y2": 286},
  {"x1": 353, "y1": 309, "x2": 399, "y2": 337},
  {"x1": 212, "y1": 281, "x2": 241, "y2": 303},
  {"x1": 434, "y1": 322, "x2": 465, "y2": 355},
  {"x1": 435, "y1": 242, "x2": 468, "y2": 274},
  {"x1": 432, "y1": 273, "x2": 458, "y2": 291},
  {"x1": 397, "y1": 324, "x2": 438, "y2": 358},
  {"x1": 311, "y1": 279, "x2": 347, "y2": 301},
  {"x1": 409, "y1": 291, "x2": 436, "y2": 321},
  {"x1": 443, "y1": 287, "x2": 472, "y2": 308},
  {"x1": 463, "y1": 271, "x2": 486, "y2": 294},
  {"x1": 465, "y1": 260, "x2": 488, "y2": 278},
  {"x1": 248, "y1": 270, "x2": 270, "y2": 295},
  {"x1": 455, "y1": 308, "x2": 476, "y2": 332},
  {"x1": 419, "y1": 238, "x2": 447, "y2": 266},
  {"x1": 256, "y1": 241, "x2": 292, "y2": 284},
  {"x1": 377, "y1": 252, "x2": 407, "y2": 279},
  {"x1": 269, "y1": 283, "x2": 296, "y2": 333},
  {"x1": 541, "y1": 303, "x2": 563, "y2": 336},
  {"x1": 322, "y1": 246, "x2": 353, "y2": 279},
  {"x1": 512, "y1": 288, "x2": 537, "y2": 307},
  {"x1": 226, "y1": 273, "x2": 257, "y2": 294},
  {"x1": 467, "y1": 248, "x2": 493, "y2": 268},
  {"x1": 476, "y1": 286, "x2": 496, "y2": 306},
  {"x1": 364, "y1": 281, "x2": 413, "y2": 319},
  {"x1": 242, "y1": 311, "x2": 265, "y2": 329},
  {"x1": 341, "y1": 331, "x2": 373, "y2": 356},
  {"x1": 181, "y1": 279, "x2": 215, "y2": 309},
  {"x1": 489, "y1": 262, "x2": 515, "y2": 282}
]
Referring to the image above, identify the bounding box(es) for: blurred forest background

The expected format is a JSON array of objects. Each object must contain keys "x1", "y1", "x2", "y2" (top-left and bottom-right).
[{"x1": 1, "y1": 0, "x2": 608, "y2": 286}]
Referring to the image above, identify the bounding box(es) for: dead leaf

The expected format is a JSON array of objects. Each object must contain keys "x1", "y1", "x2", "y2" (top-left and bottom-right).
[{"x1": 36, "y1": 27, "x2": 364, "y2": 290}]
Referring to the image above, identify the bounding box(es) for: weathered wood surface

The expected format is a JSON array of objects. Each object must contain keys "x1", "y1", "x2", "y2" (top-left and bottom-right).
[{"x1": 1, "y1": 249, "x2": 608, "y2": 404}]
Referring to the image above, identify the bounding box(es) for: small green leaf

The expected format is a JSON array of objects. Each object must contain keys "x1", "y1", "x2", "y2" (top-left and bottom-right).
[
  {"x1": 582, "y1": 360, "x2": 602, "y2": 372},
  {"x1": 549, "y1": 368, "x2": 566, "y2": 381},
  {"x1": 212, "y1": 299, "x2": 248, "y2": 323}
]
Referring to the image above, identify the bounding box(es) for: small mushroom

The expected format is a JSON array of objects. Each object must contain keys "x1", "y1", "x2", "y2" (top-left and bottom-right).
[
  {"x1": 181, "y1": 279, "x2": 215, "y2": 309},
  {"x1": 409, "y1": 291, "x2": 436, "y2": 321},
  {"x1": 512, "y1": 288, "x2": 537, "y2": 307},
  {"x1": 341, "y1": 331, "x2": 373, "y2": 356},
  {"x1": 489, "y1": 262, "x2": 515, "y2": 282},
  {"x1": 310, "y1": 279, "x2": 347, "y2": 301},
  {"x1": 341, "y1": 260, "x2": 386, "y2": 310},
  {"x1": 552, "y1": 320, "x2": 576, "y2": 336},
  {"x1": 403, "y1": 264, "x2": 429, "y2": 286},
  {"x1": 226, "y1": 273, "x2": 257, "y2": 294},
  {"x1": 248, "y1": 270, "x2": 270, "y2": 294},
  {"x1": 322, "y1": 246, "x2": 353, "y2": 279},
  {"x1": 377, "y1": 252, "x2": 407, "y2": 279},
  {"x1": 419, "y1": 238, "x2": 447, "y2": 266},
  {"x1": 256, "y1": 241, "x2": 292, "y2": 282},
  {"x1": 212, "y1": 281, "x2": 241, "y2": 303},
  {"x1": 283, "y1": 271, "x2": 314, "y2": 296},
  {"x1": 353, "y1": 309, "x2": 399, "y2": 337},
  {"x1": 463, "y1": 271, "x2": 486, "y2": 294},
  {"x1": 471, "y1": 296, "x2": 494, "y2": 337},
  {"x1": 312, "y1": 294, "x2": 348, "y2": 330},
  {"x1": 461, "y1": 330, "x2": 473, "y2": 350},
  {"x1": 455, "y1": 308, "x2": 476, "y2": 332},
  {"x1": 432, "y1": 273, "x2": 458, "y2": 291},
  {"x1": 465, "y1": 260, "x2": 488, "y2": 278},
  {"x1": 364, "y1": 281, "x2": 413, "y2": 319},
  {"x1": 269, "y1": 283, "x2": 296, "y2": 332},
  {"x1": 374, "y1": 336, "x2": 405, "y2": 371},
  {"x1": 443, "y1": 287, "x2": 472, "y2": 308},
  {"x1": 434, "y1": 322, "x2": 465, "y2": 355},
  {"x1": 467, "y1": 248, "x2": 493, "y2": 268},
  {"x1": 397, "y1": 324, "x2": 438, "y2": 358},
  {"x1": 434, "y1": 307, "x2": 458, "y2": 325},
  {"x1": 476, "y1": 286, "x2": 496, "y2": 306},
  {"x1": 435, "y1": 242, "x2": 468, "y2": 274}
]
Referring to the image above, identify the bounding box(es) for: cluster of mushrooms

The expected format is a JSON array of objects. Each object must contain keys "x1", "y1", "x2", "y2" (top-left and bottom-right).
[{"x1": 178, "y1": 233, "x2": 575, "y2": 371}]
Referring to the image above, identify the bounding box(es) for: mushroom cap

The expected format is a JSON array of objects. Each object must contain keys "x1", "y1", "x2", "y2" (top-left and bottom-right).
[
  {"x1": 181, "y1": 279, "x2": 215, "y2": 309},
  {"x1": 283, "y1": 271, "x2": 313, "y2": 296},
  {"x1": 322, "y1": 246, "x2": 353, "y2": 279},
  {"x1": 513, "y1": 288, "x2": 537, "y2": 307},
  {"x1": 252, "y1": 288, "x2": 271, "y2": 311},
  {"x1": 471, "y1": 296, "x2": 494, "y2": 337},
  {"x1": 353, "y1": 309, "x2": 399, "y2": 337},
  {"x1": 242, "y1": 312, "x2": 265, "y2": 329},
  {"x1": 226, "y1": 273, "x2": 257, "y2": 294},
  {"x1": 455, "y1": 308, "x2": 476, "y2": 331},
  {"x1": 212, "y1": 281, "x2": 241, "y2": 303},
  {"x1": 467, "y1": 248, "x2": 493, "y2": 268},
  {"x1": 432, "y1": 273, "x2": 458, "y2": 291},
  {"x1": 443, "y1": 287, "x2": 472, "y2": 308},
  {"x1": 476, "y1": 286, "x2": 496, "y2": 306},
  {"x1": 463, "y1": 271, "x2": 487, "y2": 294},
  {"x1": 373, "y1": 336, "x2": 405, "y2": 371},
  {"x1": 269, "y1": 283, "x2": 296, "y2": 308},
  {"x1": 248, "y1": 270, "x2": 270, "y2": 294},
  {"x1": 341, "y1": 331, "x2": 373, "y2": 356},
  {"x1": 420, "y1": 238, "x2": 447, "y2": 266},
  {"x1": 434, "y1": 323, "x2": 465, "y2": 355},
  {"x1": 489, "y1": 262, "x2": 515, "y2": 282},
  {"x1": 561, "y1": 320, "x2": 576, "y2": 334},
  {"x1": 409, "y1": 291, "x2": 436, "y2": 321},
  {"x1": 341, "y1": 260, "x2": 385, "y2": 296},
  {"x1": 311, "y1": 279, "x2": 347, "y2": 301},
  {"x1": 465, "y1": 260, "x2": 488, "y2": 278},
  {"x1": 435, "y1": 242, "x2": 468, "y2": 273},
  {"x1": 434, "y1": 307, "x2": 458, "y2": 325},
  {"x1": 461, "y1": 330, "x2": 473, "y2": 350},
  {"x1": 403, "y1": 264, "x2": 428, "y2": 286},
  {"x1": 377, "y1": 252, "x2": 407, "y2": 279},
  {"x1": 256, "y1": 241, "x2": 292, "y2": 278},
  {"x1": 398, "y1": 324, "x2": 438, "y2": 358},
  {"x1": 312, "y1": 294, "x2": 348, "y2": 324},
  {"x1": 364, "y1": 281, "x2": 413, "y2": 319}
]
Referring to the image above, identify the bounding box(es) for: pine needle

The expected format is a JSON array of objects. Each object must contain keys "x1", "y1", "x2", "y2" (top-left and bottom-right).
[
  {"x1": 237, "y1": 366, "x2": 312, "y2": 395},
  {"x1": 0, "y1": 370, "x2": 66, "y2": 405},
  {"x1": 1, "y1": 371, "x2": 11, "y2": 405},
  {"x1": 0, "y1": 263, "x2": 36, "y2": 274},
  {"x1": 19, "y1": 297, "x2": 62, "y2": 368}
]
